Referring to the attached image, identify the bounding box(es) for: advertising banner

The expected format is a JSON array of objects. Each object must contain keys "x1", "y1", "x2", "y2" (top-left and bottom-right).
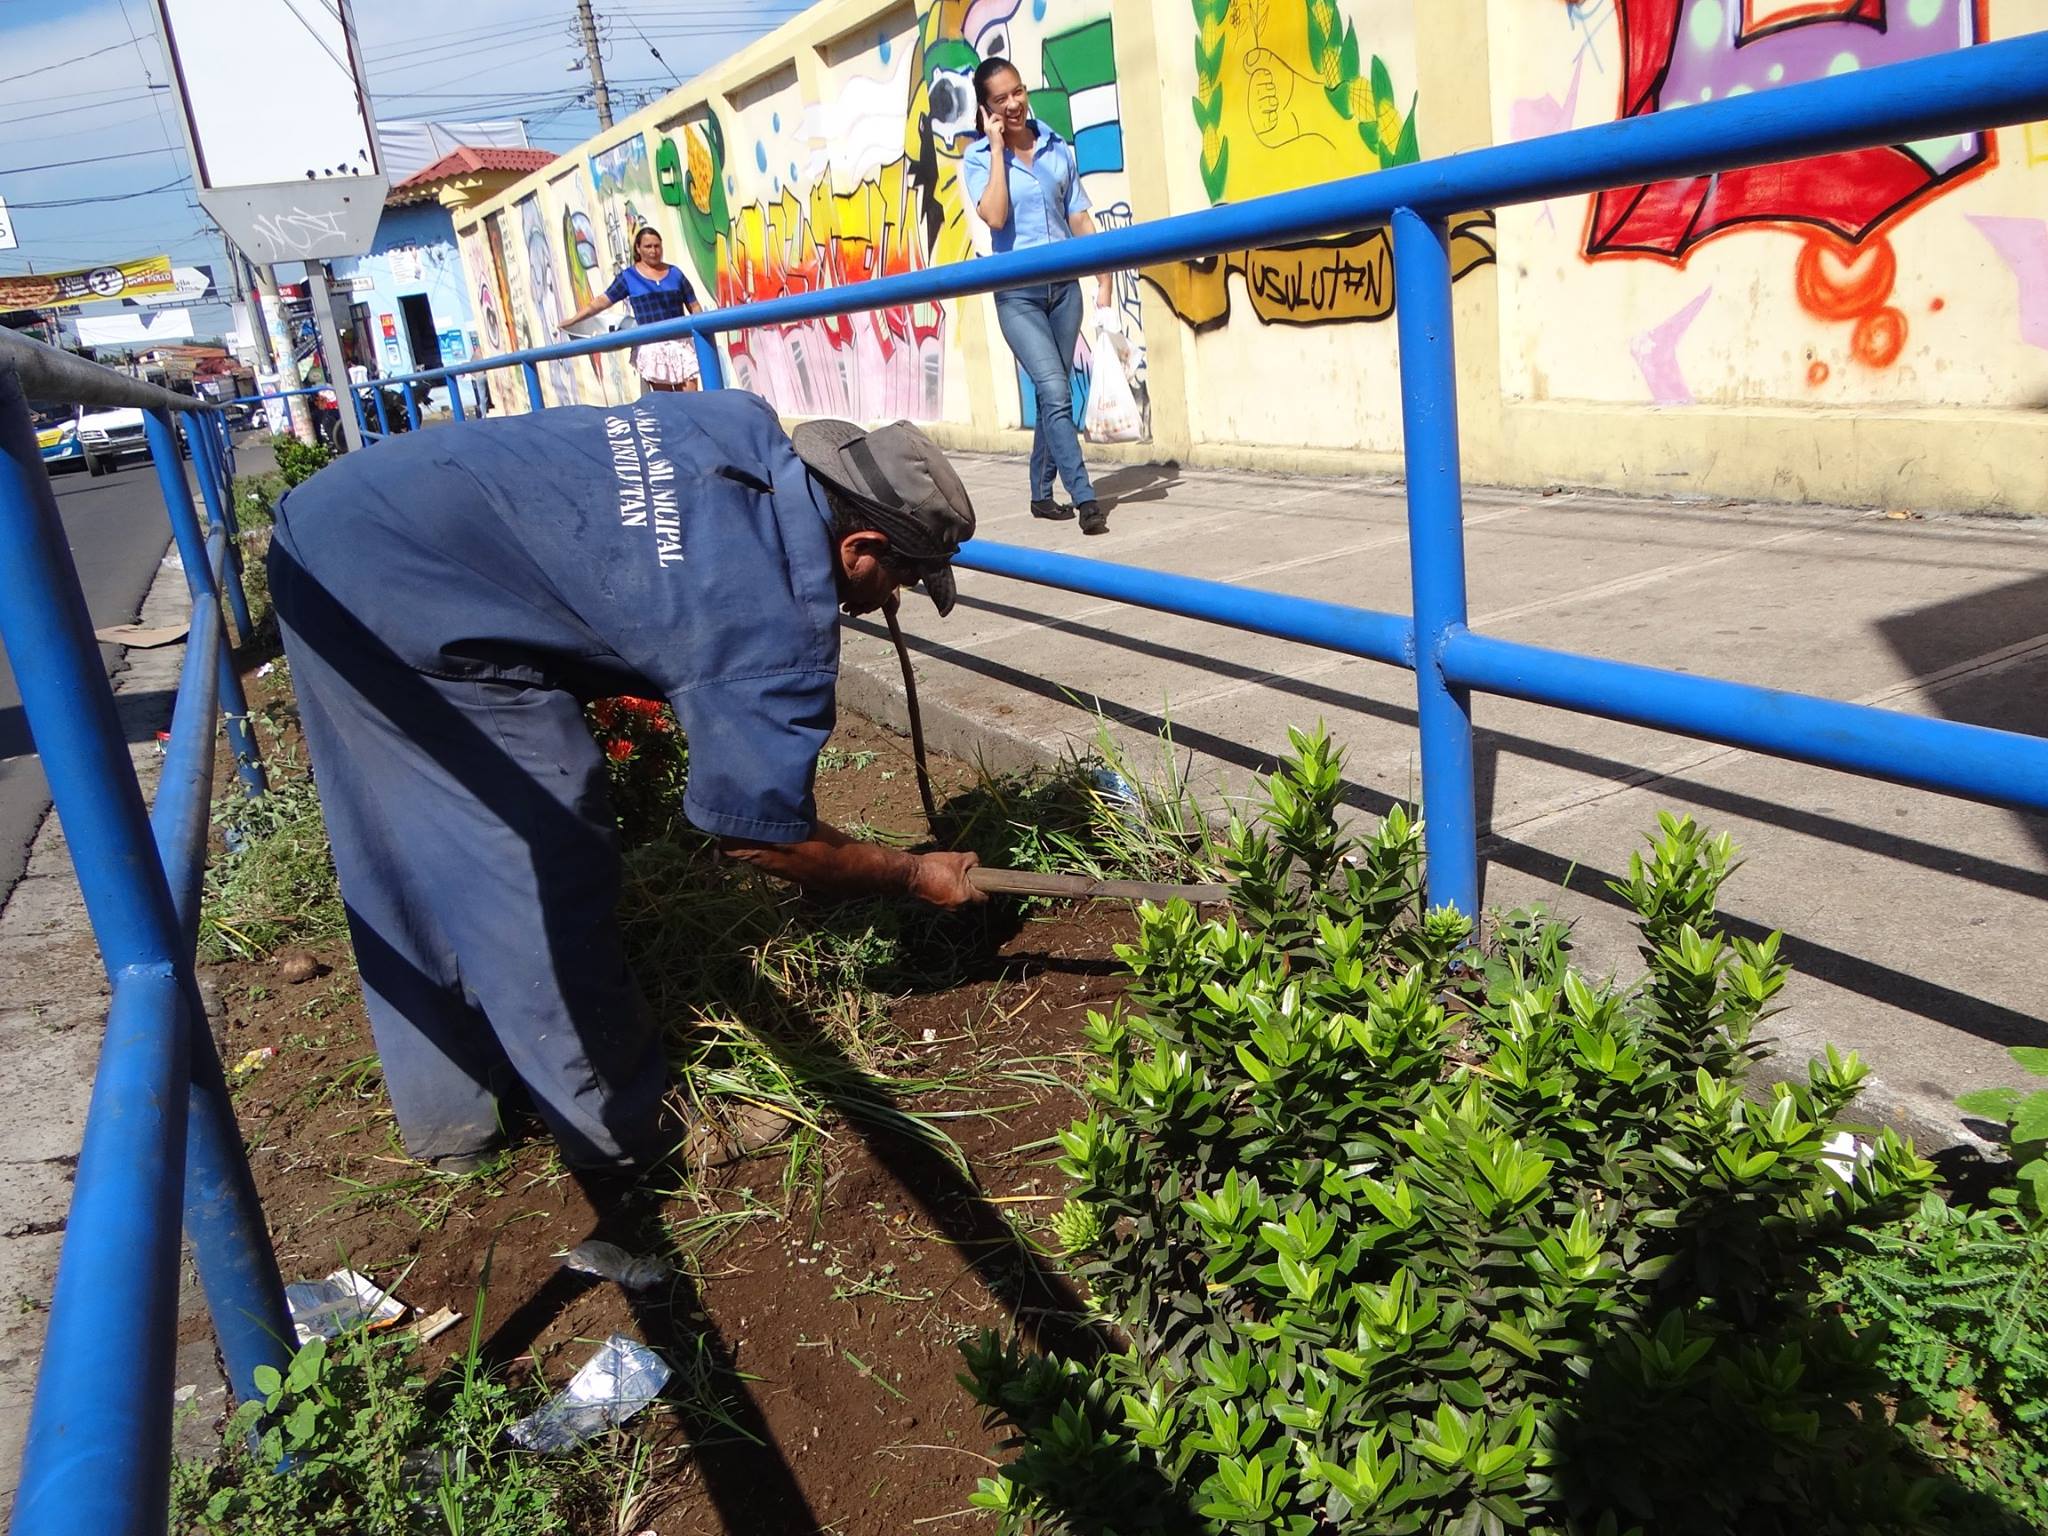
[{"x1": 0, "y1": 254, "x2": 177, "y2": 311}]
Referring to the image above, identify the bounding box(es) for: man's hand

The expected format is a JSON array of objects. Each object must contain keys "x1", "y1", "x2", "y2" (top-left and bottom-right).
[
  {"x1": 720, "y1": 826, "x2": 985, "y2": 908},
  {"x1": 909, "y1": 850, "x2": 985, "y2": 910}
]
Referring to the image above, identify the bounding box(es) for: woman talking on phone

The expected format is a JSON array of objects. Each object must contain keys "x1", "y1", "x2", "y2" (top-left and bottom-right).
[
  {"x1": 961, "y1": 56, "x2": 1116, "y2": 535},
  {"x1": 559, "y1": 226, "x2": 704, "y2": 392}
]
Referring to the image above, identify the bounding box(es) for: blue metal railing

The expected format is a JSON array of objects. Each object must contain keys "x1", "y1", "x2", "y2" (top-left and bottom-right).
[
  {"x1": 0, "y1": 334, "x2": 291, "y2": 1536},
  {"x1": 274, "y1": 31, "x2": 2048, "y2": 912},
  {"x1": 6, "y1": 31, "x2": 2044, "y2": 1534}
]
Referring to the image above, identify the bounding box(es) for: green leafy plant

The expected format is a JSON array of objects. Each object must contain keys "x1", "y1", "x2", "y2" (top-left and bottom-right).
[
  {"x1": 169, "y1": 1329, "x2": 589, "y2": 1534},
  {"x1": 269, "y1": 433, "x2": 333, "y2": 488},
  {"x1": 960, "y1": 727, "x2": 1955, "y2": 1536},
  {"x1": 1827, "y1": 1194, "x2": 2048, "y2": 1532},
  {"x1": 1957, "y1": 1048, "x2": 2048, "y2": 1218},
  {"x1": 232, "y1": 470, "x2": 286, "y2": 531}
]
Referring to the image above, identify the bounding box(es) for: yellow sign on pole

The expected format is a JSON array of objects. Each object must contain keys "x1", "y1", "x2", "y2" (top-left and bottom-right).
[{"x1": 0, "y1": 254, "x2": 178, "y2": 312}]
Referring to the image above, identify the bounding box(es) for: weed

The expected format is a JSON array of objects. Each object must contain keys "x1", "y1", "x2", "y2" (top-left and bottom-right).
[
  {"x1": 200, "y1": 751, "x2": 346, "y2": 963},
  {"x1": 168, "y1": 1322, "x2": 600, "y2": 1535},
  {"x1": 232, "y1": 469, "x2": 285, "y2": 528},
  {"x1": 939, "y1": 719, "x2": 1218, "y2": 892},
  {"x1": 1956, "y1": 1047, "x2": 2048, "y2": 1218},
  {"x1": 818, "y1": 747, "x2": 880, "y2": 772},
  {"x1": 1827, "y1": 1195, "x2": 2048, "y2": 1530}
]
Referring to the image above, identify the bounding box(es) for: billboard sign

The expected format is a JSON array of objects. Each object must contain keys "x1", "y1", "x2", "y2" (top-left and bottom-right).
[
  {"x1": 0, "y1": 255, "x2": 178, "y2": 312},
  {"x1": 125, "y1": 264, "x2": 215, "y2": 308},
  {"x1": 151, "y1": 0, "x2": 387, "y2": 263},
  {"x1": 75, "y1": 310, "x2": 197, "y2": 348},
  {"x1": 0, "y1": 195, "x2": 16, "y2": 252}
]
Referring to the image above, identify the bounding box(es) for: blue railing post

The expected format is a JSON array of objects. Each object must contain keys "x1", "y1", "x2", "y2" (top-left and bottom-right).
[
  {"x1": 692, "y1": 331, "x2": 724, "y2": 390},
  {"x1": 147, "y1": 411, "x2": 267, "y2": 798},
  {"x1": 1391, "y1": 207, "x2": 1478, "y2": 919},
  {"x1": 181, "y1": 414, "x2": 256, "y2": 644},
  {"x1": 2, "y1": 366, "x2": 202, "y2": 1535},
  {"x1": 402, "y1": 380, "x2": 420, "y2": 431},
  {"x1": 346, "y1": 383, "x2": 369, "y2": 443},
  {"x1": 521, "y1": 360, "x2": 543, "y2": 411},
  {"x1": 447, "y1": 375, "x2": 467, "y2": 422},
  {"x1": 371, "y1": 384, "x2": 391, "y2": 438}
]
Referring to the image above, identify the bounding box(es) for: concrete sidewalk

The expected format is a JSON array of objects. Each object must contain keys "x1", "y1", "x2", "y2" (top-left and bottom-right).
[{"x1": 840, "y1": 455, "x2": 2048, "y2": 1147}]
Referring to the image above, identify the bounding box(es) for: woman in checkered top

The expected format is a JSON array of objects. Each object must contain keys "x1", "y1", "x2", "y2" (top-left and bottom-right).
[{"x1": 560, "y1": 227, "x2": 704, "y2": 392}]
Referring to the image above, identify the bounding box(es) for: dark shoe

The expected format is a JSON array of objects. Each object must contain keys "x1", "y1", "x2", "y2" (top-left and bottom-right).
[
  {"x1": 1031, "y1": 497, "x2": 1075, "y2": 521},
  {"x1": 424, "y1": 1150, "x2": 493, "y2": 1176},
  {"x1": 1077, "y1": 500, "x2": 1109, "y2": 535}
]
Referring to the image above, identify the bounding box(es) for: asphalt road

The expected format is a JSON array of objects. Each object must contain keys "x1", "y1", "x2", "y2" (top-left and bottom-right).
[{"x1": 0, "y1": 457, "x2": 176, "y2": 905}]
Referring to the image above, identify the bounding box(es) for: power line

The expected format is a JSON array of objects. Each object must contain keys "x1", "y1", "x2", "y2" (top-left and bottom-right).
[
  {"x1": 277, "y1": 0, "x2": 358, "y2": 83},
  {"x1": 375, "y1": 33, "x2": 581, "y2": 80},
  {"x1": 0, "y1": 146, "x2": 179, "y2": 178},
  {"x1": 4, "y1": 175, "x2": 194, "y2": 212},
  {"x1": 364, "y1": 16, "x2": 562, "y2": 64},
  {"x1": 0, "y1": 39, "x2": 135, "y2": 87},
  {"x1": 622, "y1": 9, "x2": 684, "y2": 84}
]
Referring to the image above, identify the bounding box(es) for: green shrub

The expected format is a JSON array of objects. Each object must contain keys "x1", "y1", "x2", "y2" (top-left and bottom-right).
[
  {"x1": 269, "y1": 433, "x2": 333, "y2": 488},
  {"x1": 960, "y1": 727, "x2": 1957, "y2": 1536}
]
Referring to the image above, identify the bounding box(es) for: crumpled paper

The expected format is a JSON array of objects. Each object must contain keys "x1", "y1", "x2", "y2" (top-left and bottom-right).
[{"x1": 508, "y1": 1334, "x2": 670, "y2": 1452}]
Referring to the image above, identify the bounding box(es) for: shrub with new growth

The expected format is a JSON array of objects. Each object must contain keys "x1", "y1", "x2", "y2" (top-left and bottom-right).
[
  {"x1": 269, "y1": 433, "x2": 332, "y2": 488},
  {"x1": 961, "y1": 726, "x2": 1965, "y2": 1536}
]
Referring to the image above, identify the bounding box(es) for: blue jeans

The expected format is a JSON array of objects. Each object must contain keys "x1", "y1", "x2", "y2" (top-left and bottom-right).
[{"x1": 994, "y1": 281, "x2": 1094, "y2": 504}]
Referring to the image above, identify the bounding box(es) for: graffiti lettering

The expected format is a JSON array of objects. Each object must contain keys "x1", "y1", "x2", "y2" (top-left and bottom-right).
[
  {"x1": 1157, "y1": 0, "x2": 1491, "y2": 331},
  {"x1": 248, "y1": 206, "x2": 351, "y2": 260},
  {"x1": 1246, "y1": 237, "x2": 1393, "y2": 324},
  {"x1": 1146, "y1": 211, "x2": 1497, "y2": 333}
]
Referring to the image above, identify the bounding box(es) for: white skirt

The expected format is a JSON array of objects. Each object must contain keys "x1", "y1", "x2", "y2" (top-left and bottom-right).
[{"x1": 633, "y1": 337, "x2": 700, "y2": 385}]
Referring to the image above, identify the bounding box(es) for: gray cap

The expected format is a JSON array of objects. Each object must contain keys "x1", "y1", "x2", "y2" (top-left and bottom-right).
[{"x1": 791, "y1": 418, "x2": 976, "y2": 615}]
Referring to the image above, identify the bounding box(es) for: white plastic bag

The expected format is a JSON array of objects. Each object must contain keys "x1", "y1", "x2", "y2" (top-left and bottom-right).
[{"x1": 1083, "y1": 314, "x2": 1144, "y2": 444}]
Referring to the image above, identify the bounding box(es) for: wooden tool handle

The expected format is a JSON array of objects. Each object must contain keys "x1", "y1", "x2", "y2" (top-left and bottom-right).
[{"x1": 967, "y1": 866, "x2": 1232, "y2": 906}]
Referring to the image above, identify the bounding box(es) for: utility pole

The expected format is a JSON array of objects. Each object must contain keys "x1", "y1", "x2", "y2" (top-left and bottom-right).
[
  {"x1": 247, "y1": 260, "x2": 314, "y2": 444},
  {"x1": 577, "y1": 0, "x2": 614, "y2": 129},
  {"x1": 306, "y1": 261, "x2": 364, "y2": 452}
]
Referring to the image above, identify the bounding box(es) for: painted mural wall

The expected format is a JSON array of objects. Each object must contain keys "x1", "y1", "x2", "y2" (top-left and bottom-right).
[
  {"x1": 1489, "y1": 0, "x2": 2048, "y2": 409},
  {"x1": 455, "y1": 0, "x2": 2048, "y2": 498},
  {"x1": 1151, "y1": 0, "x2": 1494, "y2": 452}
]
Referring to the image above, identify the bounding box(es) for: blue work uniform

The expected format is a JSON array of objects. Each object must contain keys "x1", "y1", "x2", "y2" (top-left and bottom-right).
[{"x1": 268, "y1": 390, "x2": 841, "y2": 1166}]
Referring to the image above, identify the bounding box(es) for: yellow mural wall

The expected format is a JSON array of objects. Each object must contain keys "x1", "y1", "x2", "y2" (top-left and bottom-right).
[{"x1": 457, "y1": 0, "x2": 2048, "y2": 512}]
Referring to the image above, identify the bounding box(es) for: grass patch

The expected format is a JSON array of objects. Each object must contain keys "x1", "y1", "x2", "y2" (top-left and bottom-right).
[
  {"x1": 939, "y1": 719, "x2": 1220, "y2": 890},
  {"x1": 199, "y1": 749, "x2": 346, "y2": 963}
]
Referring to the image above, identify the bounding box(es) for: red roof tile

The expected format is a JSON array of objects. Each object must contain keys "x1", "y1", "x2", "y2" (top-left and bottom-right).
[{"x1": 389, "y1": 146, "x2": 557, "y2": 200}]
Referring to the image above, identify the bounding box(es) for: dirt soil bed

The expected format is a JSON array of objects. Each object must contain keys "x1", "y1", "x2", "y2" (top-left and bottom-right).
[{"x1": 203, "y1": 675, "x2": 1130, "y2": 1534}]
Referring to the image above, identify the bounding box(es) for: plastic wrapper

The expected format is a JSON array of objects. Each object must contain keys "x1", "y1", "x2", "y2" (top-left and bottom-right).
[
  {"x1": 563, "y1": 1239, "x2": 672, "y2": 1291},
  {"x1": 508, "y1": 1334, "x2": 670, "y2": 1452},
  {"x1": 285, "y1": 1269, "x2": 405, "y2": 1345}
]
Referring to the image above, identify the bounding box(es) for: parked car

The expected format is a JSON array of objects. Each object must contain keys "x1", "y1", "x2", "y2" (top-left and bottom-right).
[
  {"x1": 32, "y1": 403, "x2": 85, "y2": 472},
  {"x1": 78, "y1": 406, "x2": 157, "y2": 476}
]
